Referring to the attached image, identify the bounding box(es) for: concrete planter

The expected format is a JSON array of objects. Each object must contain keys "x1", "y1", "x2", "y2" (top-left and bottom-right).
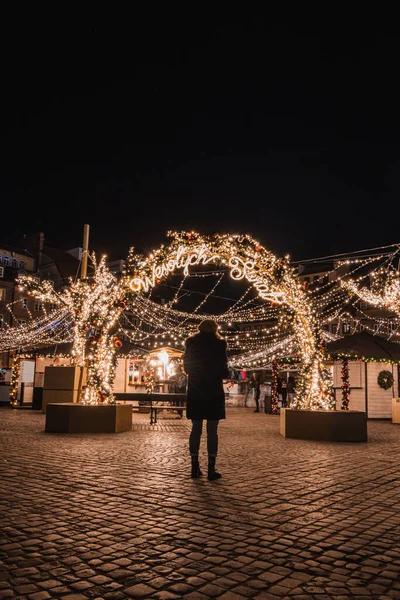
[
  {"x1": 45, "y1": 403, "x2": 133, "y2": 433},
  {"x1": 280, "y1": 408, "x2": 367, "y2": 442},
  {"x1": 392, "y1": 398, "x2": 400, "y2": 424}
]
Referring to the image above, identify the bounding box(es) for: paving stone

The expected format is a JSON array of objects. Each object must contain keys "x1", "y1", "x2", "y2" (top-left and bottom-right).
[
  {"x1": 1, "y1": 409, "x2": 400, "y2": 599},
  {"x1": 124, "y1": 583, "x2": 156, "y2": 597}
]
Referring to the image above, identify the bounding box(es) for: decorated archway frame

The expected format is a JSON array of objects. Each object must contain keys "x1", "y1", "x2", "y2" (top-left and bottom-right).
[{"x1": 124, "y1": 231, "x2": 334, "y2": 410}]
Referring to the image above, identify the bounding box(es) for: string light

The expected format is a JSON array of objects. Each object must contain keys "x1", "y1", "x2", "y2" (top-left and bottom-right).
[{"x1": 124, "y1": 231, "x2": 333, "y2": 410}]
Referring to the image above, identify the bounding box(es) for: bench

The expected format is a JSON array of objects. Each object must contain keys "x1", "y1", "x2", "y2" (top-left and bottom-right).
[
  {"x1": 149, "y1": 402, "x2": 185, "y2": 424},
  {"x1": 115, "y1": 392, "x2": 186, "y2": 424}
]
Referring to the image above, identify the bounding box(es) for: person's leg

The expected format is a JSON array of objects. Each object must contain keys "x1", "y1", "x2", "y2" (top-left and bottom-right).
[
  {"x1": 206, "y1": 420, "x2": 222, "y2": 480},
  {"x1": 254, "y1": 387, "x2": 260, "y2": 412},
  {"x1": 189, "y1": 420, "x2": 203, "y2": 478},
  {"x1": 177, "y1": 398, "x2": 184, "y2": 417}
]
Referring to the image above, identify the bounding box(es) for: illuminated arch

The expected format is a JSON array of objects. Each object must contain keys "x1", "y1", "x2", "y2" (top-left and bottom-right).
[{"x1": 125, "y1": 231, "x2": 333, "y2": 410}]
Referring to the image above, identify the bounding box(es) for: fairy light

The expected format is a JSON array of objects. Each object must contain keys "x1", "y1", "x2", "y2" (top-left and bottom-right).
[
  {"x1": 16, "y1": 254, "x2": 127, "y2": 405},
  {"x1": 124, "y1": 231, "x2": 333, "y2": 410},
  {"x1": 9, "y1": 353, "x2": 21, "y2": 407},
  {"x1": 341, "y1": 358, "x2": 350, "y2": 410}
]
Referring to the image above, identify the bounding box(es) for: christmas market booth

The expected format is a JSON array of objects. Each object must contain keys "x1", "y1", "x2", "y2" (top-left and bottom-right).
[{"x1": 325, "y1": 330, "x2": 400, "y2": 420}]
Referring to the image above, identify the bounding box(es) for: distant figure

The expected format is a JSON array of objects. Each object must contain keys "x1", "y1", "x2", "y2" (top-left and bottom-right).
[
  {"x1": 250, "y1": 371, "x2": 262, "y2": 413},
  {"x1": 183, "y1": 319, "x2": 229, "y2": 481},
  {"x1": 287, "y1": 376, "x2": 296, "y2": 407},
  {"x1": 280, "y1": 377, "x2": 288, "y2": 408},
  {"x1": 168, "y1": 364, "x2": 187, "y2": 417}
]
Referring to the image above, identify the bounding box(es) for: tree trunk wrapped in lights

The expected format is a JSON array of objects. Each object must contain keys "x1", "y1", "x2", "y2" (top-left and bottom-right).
[{"x1": 271, "y1": 359, "x2": 279, "y2": 413}]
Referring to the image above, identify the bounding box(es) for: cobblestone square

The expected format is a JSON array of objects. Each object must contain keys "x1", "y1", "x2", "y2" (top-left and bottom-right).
[{"x1": 1, "y1": 407, "x2": 400, "y2": 599}]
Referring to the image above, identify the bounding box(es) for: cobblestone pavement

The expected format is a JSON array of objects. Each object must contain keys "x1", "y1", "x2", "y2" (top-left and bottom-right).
[{"x1": 1, "y1": 407, "x2": 400, "y2": 600}]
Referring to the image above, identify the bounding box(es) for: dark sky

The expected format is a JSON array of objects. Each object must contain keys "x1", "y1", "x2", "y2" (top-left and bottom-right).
[{"x1": 1, "y1": 20, "x2": 400, "y2": 262}]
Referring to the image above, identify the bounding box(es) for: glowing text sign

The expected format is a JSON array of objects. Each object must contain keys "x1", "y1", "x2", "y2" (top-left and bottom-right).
[{"x1": 128, "y1": 245, "x2": 221, "y2": 293}]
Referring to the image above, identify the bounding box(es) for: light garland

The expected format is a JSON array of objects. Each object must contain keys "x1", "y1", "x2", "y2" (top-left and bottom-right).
[
  {"x1": 271, "y1": 359, "x2": 279, "y2": 413},
  {"x1": 341, "y1": 358, "x2": 350, "y2": 410},
  {"x1": 9, "y1": 353, "x2": 21, "y2": 407},
  {"x1": 124, "y1": 231, "x2": 333, "y2": 410},
  {"x1": 3, "y1": 233, "x2": 400, "y2": 412},
  {"x1": 17, "y1": 254, "x2": 126, "y2": 405}
]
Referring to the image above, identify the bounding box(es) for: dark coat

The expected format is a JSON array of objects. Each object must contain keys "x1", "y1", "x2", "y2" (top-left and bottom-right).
[{"x1": 183, "y1": 332, "x2": 229, "y2": 420}]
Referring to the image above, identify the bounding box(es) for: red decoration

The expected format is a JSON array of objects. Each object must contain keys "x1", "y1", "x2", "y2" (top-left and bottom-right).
[
  {"x1": 119, "y1": 301, "x2": 127, "y2": 309},
  {"x1": 114, "y1": 338, "x2": 122, "y2": 348}
]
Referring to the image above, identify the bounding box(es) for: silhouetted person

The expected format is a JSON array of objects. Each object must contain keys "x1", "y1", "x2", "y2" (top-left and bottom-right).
[
  {"x1": 250, "y1": 371, "x2": 261, "y2": 412},
  {"x1": 183, "y1": 319, "x2": 229, "y2": 480},
  {"x1": 287, "y1": 376, "x2": 296, "y2": 407}
]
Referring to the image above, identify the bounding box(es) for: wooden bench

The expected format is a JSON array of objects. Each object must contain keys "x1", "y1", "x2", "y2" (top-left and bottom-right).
[
  {"x1": 149, "y1": 402, "x2": 185, "y2": 424},
  {"x1": 115, "y1": 392, "x2": 186, "y2": 424}
]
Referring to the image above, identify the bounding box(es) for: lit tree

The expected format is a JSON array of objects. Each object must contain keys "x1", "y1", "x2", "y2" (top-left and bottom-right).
[{"x1": 17, "y1": 254, "x2": 126, "y2": 405}]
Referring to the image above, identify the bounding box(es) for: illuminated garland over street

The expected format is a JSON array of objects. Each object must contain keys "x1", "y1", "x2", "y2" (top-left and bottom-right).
[
  {"x1": 124, "y1": 231, "x2": 333, "y2": 410},
  {"x1": 341, "y1": 266, "x2": 400, "y2": 316},
  {"x1": 0, "y1": 309, "x2": 73, "y2": 352}
]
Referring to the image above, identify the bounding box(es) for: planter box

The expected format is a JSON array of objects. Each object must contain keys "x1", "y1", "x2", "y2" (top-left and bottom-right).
[
  {"x1": 45, "y1": 403, "x2": 133, "y2": 433},
  {"x1": 44, "y1": 366, "x2": 87, "y2": 390},
  {"x1": 280, "y1": 408, "x2": 367, "y2": 442},
  {"x1": 392, "y1": 398, "x2": 400, "y2": 424},
  {"x1": 42, "y1": 389, "x2": 80, "y2": 413}
]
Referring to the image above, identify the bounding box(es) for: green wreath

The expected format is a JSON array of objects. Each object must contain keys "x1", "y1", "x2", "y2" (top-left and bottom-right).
[{"x1": 377, "y1": 370, "x2": 394, "y2": 390}]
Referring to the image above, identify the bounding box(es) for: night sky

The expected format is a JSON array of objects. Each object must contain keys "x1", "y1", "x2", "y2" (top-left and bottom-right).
[{"x1": 2, "y1": 21, "x2": 400, "y2": 262}]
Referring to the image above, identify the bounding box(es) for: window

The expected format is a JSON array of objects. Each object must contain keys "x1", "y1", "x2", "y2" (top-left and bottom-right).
[
  {"x1": 3, "y1": 257, "x2": 10, "y2": 266},
  {"x1": 34, "y1": 301, "x2": 43, "y2": 312},
  {"x1": 34, "y1": 276, "x2": 40, "y2": 284},
  {"x1": 359, "y1": 324, "x2": 365, "y2": 331},
  {"x1": 22, "y1": 298, "x2": 28, "y2": 309},
  {"x1": 389, "y1": 322, "x2": 398, "y2": 332},
  {"x1": 0, "y1": 288, "x2": 5, "y2": 301},
  {"x1": 313, "y1": 275, "x2": 319, "y2": 282},
  {"x1": 0, "y1": 255, "x2": 2, "y2": 263},
  {"x1": 0, "y1": 267, "x2": 3, "y2": 278},
  {"x1": 331, "y1": 323, "x2": 338, "y2": 334},
  {"x1": 342, "y1": 323, "x2": 351, "y2": 334},
  {"x1": 374, "y1": 323, "x2": 380, "y2": 332},
  {"x1": 120, "y1": 315, "x2": 128, "y2": 325},
  {"x1": 18, "y1": 319, "x2": 26, "y2": 326},
  {"x1": 11, "y1": 258, "x2": 17, "y2": 268},
  {"x1": 303, "y1": 276, "x2": 310, "y2": 283},
  {"x1": 19, "y1": 260, "x2": 25, "y2": 269},
  {"x1": 50, "y1": 303, "x2": 57, "y2": 311},
  {"x1": 359, "y1": 301, "x2": 369, "y2": 310}
]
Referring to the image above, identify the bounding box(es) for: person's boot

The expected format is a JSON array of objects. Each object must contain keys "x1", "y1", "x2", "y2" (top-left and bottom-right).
[
  {"x1": 191, "y1": 455, "x2": 203, "y2": 478},
  {"x1": 207, "y1": 456, "x2": 222, "y2": 481}
]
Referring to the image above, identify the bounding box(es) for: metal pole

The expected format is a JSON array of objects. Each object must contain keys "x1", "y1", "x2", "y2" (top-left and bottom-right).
[{"x1": 80, "y1": 224, "x2": 90, "y2": 279}]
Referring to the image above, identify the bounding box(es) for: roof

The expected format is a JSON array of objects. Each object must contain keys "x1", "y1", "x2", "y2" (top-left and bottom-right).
[
  {"x1": 40, "y1": 246, "x2": 87, "y2": 280},
  {"x1": 0, "y1": 243, "x2": 34, "y2": 258},
  {"x1": 296, "y1": 261, "x2": 334, "y2": 276},
  {"x1": 326, "y1": 330, "x2": 400, "y2": 362}
]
